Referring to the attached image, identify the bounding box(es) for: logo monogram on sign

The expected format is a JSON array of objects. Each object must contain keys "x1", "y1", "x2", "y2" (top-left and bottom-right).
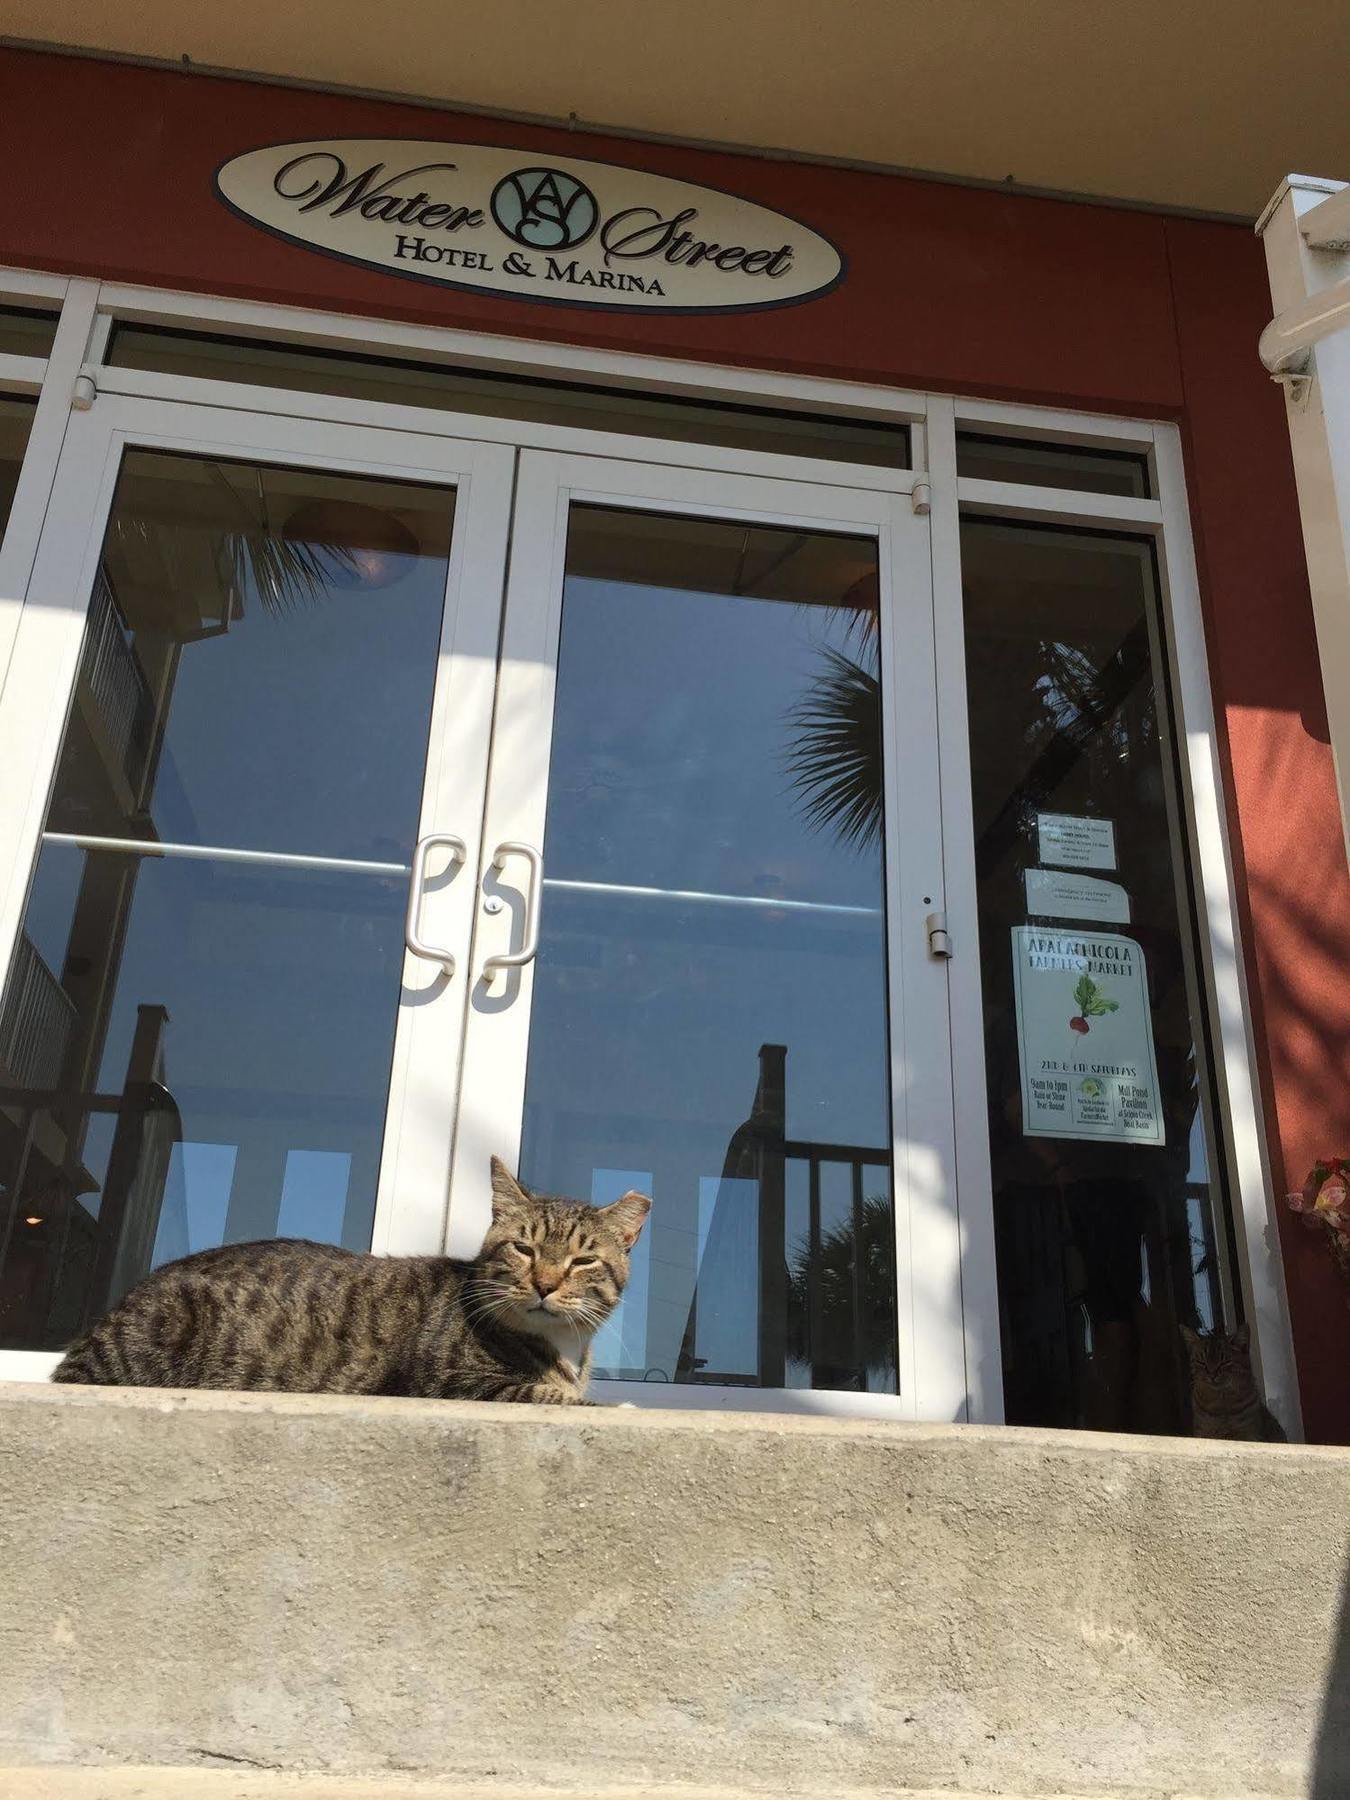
[{"x1": 490, "y1": 168, "x2": 600, "y2": 250}]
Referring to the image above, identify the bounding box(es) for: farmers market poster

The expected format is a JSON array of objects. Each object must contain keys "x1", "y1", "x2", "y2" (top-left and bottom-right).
[{"x1": 1010, "y1": 927, "x2": 1164, "y2": 1146}]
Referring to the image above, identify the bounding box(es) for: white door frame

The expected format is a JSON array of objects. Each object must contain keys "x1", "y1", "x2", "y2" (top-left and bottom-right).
[
  {"x1": 449, "y1": 448, "x2": 968, "y2": 1422},
  {"x1": 0, "y1": 393, "x2": 516, "y2": 1381}
]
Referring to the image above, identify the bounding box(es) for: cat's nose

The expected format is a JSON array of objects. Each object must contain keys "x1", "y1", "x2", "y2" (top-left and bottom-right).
[{"x1": 533, "y1": 1273, "x2": 557, "y2": 1298}]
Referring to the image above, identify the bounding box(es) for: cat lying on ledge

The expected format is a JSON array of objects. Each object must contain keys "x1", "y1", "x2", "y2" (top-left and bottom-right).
[{"x1": 52, "y1": 1157, "x2": 650, "y2": 1405}]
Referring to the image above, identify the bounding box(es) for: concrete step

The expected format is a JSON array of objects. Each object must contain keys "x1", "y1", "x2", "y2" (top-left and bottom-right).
[{"x1": 4, "y1": 1386, "x2": 1348, "y2": 1798}]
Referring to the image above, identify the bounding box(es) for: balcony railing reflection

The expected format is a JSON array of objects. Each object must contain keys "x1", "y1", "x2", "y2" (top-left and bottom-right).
[
  {"x1": 679, "y1": 1043, "x2": 894, "y2": 1391},
  {"x1": 78, "y1": 568, "x2": 156, "y2": 803}
]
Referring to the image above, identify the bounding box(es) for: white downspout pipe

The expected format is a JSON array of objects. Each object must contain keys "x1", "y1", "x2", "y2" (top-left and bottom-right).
[{"x1": 1258, "y1": 176, "x2": 1350, "y2": 860}]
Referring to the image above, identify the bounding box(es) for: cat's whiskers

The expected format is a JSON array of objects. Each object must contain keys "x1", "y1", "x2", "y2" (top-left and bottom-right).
[
  {"x1": 567, "y1": 1302, "x2": 608, "y2": 1333},
  {"x1": 463, "y1": 1296, "x2": 519, "y2": 1328},
  {"x1": 460, "y1": 1284, "x2": 525, "y2": 1333},
  {"x1": 551, "y1": 1297, "x2": 607, "y2": 1334}
]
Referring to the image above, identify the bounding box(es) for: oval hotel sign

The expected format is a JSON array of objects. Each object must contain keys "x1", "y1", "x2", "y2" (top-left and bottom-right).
[{"x1": 214, "y1": 139, "x2": 845, "y2": 313}]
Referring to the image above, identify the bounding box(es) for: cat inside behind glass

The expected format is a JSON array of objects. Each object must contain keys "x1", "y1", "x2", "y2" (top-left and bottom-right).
[
  {"x1": 52, "y1": 1158, "x2": 650, "y2": 1405},
  {"x1": 1181, "y1": 1323, "x2": 1286, "y2": 1441}
]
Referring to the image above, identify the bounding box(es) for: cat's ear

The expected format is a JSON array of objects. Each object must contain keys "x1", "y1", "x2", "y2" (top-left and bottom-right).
[
  {"x1": 598, "y1": 1190, "x2": 651, "y2": 1249},
  {"x1": 489, "y1": 1156, "x2": 531, "y2": 1214},
  {"x1": 1179, "y1": 1324, "x2": 1201, "y2": 1351},
  {"x1": 1232, "y1": 1321, "x2": 1251, "y2": 1352}
]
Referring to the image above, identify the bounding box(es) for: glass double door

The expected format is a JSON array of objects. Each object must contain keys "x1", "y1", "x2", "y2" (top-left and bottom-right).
[{"x1": 0, "y1": 398, "x2": 962, "y2": 1413}]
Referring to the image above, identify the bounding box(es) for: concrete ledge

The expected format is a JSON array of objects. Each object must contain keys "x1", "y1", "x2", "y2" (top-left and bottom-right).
[
  {"x1": 0, "y1": 1774, "x2": 1187, "y2": 1800},
  {"x1": 0, "y1": 1772, "x2": 1293, "y2": 1800},
  {"x1": 3, "y1": 1384, "x2": 1349, "y2": 1797}
]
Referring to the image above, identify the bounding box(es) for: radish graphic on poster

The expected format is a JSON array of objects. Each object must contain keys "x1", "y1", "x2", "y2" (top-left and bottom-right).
[{"x1": 1011, "y1": 927, "x2": 1164, "y2": 1146}]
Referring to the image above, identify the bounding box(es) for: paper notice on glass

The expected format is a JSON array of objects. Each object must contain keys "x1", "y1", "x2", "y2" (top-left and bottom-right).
[
  {"x1": 1024, "y1": 867, "x2": 1130, "y2": 924},
  {"x1": 1011, "y1": 927, "x2": 1164, "y2": 1146},
  {"x1": 1036, "y1": 812, "x2": 1117, "y2": 870}
]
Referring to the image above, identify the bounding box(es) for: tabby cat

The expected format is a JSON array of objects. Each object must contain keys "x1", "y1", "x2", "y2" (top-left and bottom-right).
[
  {"x1": 1180, "y1": 1323, "x2": 1286, "y2": 1441},
  {"x1": 52, "y1": 1158, "x2": 650, "y2": 1404}
]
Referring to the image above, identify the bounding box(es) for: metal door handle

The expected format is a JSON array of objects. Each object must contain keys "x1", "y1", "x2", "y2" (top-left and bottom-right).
[
  {"x1": 405, "y1": 832, "x2": 467, "y2": 974},
  {"x1": 481, "y1": 840, "x2": 544, "y2": 978}
]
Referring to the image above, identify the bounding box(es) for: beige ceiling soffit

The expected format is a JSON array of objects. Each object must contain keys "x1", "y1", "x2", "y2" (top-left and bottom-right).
[{"x1": 0, "y1": 36, "x2": 1256, "y2": 227}]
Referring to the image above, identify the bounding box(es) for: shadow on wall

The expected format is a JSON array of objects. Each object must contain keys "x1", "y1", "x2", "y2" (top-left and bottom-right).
[
  {"x1": 1243, "y1": 763, "x2": 1350, "y2": 1163},
  {"x1": 1313, "y1": 1570, "x2": 1350, "y2": 1795}
]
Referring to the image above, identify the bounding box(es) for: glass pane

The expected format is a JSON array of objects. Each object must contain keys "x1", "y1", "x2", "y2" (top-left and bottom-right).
[
  {"x1": 961, "y1": 516, "x2": 1230, "y2": 1435},
  {"x1": 956, "y1": 433, "x2": 1151, "y2": 498},
  {"x1": 44, "y1": 451, "x2": 454, "y2": 861},
  {"x1": 516, "y1": 506, "x2": 897, "y2": 1392},
  {"x1": 0, "y1": 396, "x2": 36, "y2": 542},
  {"x1": 0, "y1": 452, "x2": 457, "y2": 1347},
  {"x1": 0, "y1": 847, "x2": 406, "y2": 1349},
  {"x1": 0, "y1": 305, "x2": 58, "y2": 359},
  {"x1": 108, "y1": 325, "x2": 908, "y2": 470}
]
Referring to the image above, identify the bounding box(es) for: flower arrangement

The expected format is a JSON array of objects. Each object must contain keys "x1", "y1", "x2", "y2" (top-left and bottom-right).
[{"x1": 1286, "y1": 1156, "x2": 1350, "y2": 1287}]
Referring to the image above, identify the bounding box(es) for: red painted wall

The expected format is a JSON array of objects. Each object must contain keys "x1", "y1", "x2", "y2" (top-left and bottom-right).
[
  {"x1": 3, "y1": 48, "x2": 1347, "y2": 1437},
  {"x1": 1165, "y1": 221, "x2": 1350, "y2": 1443}
]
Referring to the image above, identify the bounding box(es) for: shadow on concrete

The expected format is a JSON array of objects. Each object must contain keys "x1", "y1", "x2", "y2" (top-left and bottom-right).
[{"x1": 1312, "y1": 1566, "x2": 1350, "y2": 1795}]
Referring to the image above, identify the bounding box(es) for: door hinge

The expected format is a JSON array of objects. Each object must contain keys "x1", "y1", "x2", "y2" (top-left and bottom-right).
[
  {"x1": 925, "y1": 909, "x2": 952, "y2": 958},
  {"x1": 71, "y1": 369, "x2": 97, "y2": 411},
  {"x1": 911, "y1": 480, "x2": 932, "y2": 516}
]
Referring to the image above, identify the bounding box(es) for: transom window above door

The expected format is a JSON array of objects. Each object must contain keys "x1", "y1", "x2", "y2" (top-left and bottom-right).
[{"x1": 107, "y1": 323, "x2": 911, "y2": 470}]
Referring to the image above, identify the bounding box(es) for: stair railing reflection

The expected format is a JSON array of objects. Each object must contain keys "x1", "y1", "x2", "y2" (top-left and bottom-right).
[
  {"x1": 678, "y1": 1043, "x2": 892, "y2": 1390},
  {"x1": 0, "y1": 1000, "x2": 181, "y2": 1345}
]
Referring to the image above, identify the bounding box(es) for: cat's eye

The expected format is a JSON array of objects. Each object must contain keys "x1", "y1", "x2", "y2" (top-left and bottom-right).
[
  {"x1": 510, "y1": 1239, "x2": 534, "y2": 1256},
  {"x1": 571, "y1": 1255, "x2": 600, "y2": 1269}
]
